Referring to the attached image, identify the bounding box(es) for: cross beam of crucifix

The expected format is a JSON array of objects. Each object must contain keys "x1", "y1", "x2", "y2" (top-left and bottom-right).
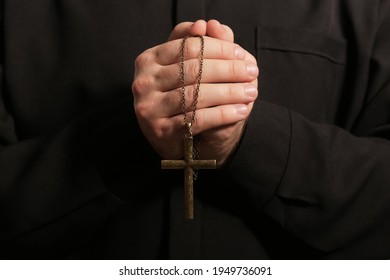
[{"x1": 161, "y1": 135, "x2": 216, "y2": 219}]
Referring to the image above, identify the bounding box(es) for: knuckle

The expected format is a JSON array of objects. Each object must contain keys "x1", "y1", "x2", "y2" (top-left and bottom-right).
[
  {"x1": 157, "y1": 64, "x2": 177, "y2": 85},
  {"x1": 132, "y1": 75, "x2": 154, "y2": 94},
  {"x1": 184, "y1": 38, "x2": 200, "y2": 59},
  {"x1": 194, "y1": 112, "x2": 203, "y2": 130},
  {"x1": 219, "y1": 107, "x2": 228, "y2": 122},
  {"x1": 185, "y1": 86, "x2": 195, "y2": 109},
  {"x1": 184, "y1": 60, "x2": 200, "y2": 82},
  {"x1": 229, "y1": 84, "x2": 238, "y2": 99},
  {"x1": 230, "y1": 61, "x2": 245, "y2": 77},
  {"x1": 155, "y1": 48, "x2": 169, "y2": 63},
  {"x1": 154, "y1": 118, "x2": 170, "y2": 140},
  {"x1": 167, "y1": 87, "x2": 182, "y2": 110},
  {"x1": 134, "y1": 51, "x2": 154, "y2": 68},
  {"x1": 194, "y1": 111, "x2": 204, "y2": 129},
  {"x1": 219, "y1": 41, "x2": 230, "y2": 58},
  {"x1": 135, "y1": 105, "x2": 170, "y2": 140},
  {"x1": 228, "y1": 61, "x2": 238, "y2": 78},
  {"x1": 134, "y1": 101, "x2": 150, "y2": 120},
  {"x1": 234, "y1": 61, "x2": 250, "y2": 79}
]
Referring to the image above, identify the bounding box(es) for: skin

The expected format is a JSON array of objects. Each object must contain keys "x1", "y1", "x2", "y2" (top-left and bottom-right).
[{"x1": 132, "y1": 20, "x2": 258, "y2": 167}]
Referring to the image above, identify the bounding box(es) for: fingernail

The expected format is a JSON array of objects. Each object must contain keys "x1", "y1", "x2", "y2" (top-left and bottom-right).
[
  {"x1": 235, "y1": 104, "x2": 248, "y2": 116},
  {"x1": 246, "y1": 63, "x2": 258, "y2": 77},
  {"x1": 235, "y1": 47, "x2": 246, "y2": 60},
  {"x1": 245, "y1": 84, "x2": 257, "y2": 98}
]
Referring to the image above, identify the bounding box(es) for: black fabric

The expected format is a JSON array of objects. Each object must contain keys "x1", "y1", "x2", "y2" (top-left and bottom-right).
[{"x1": 1, "y1": 0, "x2": 390, "y2": 259}]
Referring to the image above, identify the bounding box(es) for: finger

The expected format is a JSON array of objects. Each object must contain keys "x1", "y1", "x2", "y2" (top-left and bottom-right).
[
  {"x1": 193, "y1": 103, "x2": 254, "y2": 135},
  {"x1": 157, "y1": 59, "x2": 258, "y2": 91},
  {"x1": 157, "y1": 83, "x2": 257, "y2": 117},
  {"x1": 168, "y1": 22, "x2": 192, "y2": 41},
  {"x1": 206, "y1": 19, "x2": 234, "y2": 42},
  {"x1": 168, "y1": 103, "x2": 251, "y2": 136},
  {"x1": 154, "y1": 36, "x2": 247, "y2": 66},
  {"x1": 168, "y1": 20, "x2": 207, "y2": 41}
]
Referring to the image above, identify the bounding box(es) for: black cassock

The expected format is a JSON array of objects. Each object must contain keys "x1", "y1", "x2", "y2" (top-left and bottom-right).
[{"x1": 1, "y1": 0, "x2": 390, "y2": 259}]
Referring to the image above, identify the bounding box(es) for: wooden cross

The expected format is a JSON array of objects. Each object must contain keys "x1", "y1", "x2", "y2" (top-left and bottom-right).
[{"x1": 161, "y1": 135, "x2": 216, "y2": 219}]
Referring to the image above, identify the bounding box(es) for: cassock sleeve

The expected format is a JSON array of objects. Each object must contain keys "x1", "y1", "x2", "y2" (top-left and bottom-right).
[
  {"x1": 226, "y1": 1, "x2": 390, "y2": 258},
  {"x1": 0, "y1": 91, "x2": 162, "y2": 258},
  {"x1": 0, "y1": 7, "x2": 161, "y2": 257}
]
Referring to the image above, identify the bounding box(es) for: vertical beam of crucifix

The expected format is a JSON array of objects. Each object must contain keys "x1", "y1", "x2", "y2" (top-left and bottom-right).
[{"x1": 161, "y1": 135, "x2": 216, "y2": 219}]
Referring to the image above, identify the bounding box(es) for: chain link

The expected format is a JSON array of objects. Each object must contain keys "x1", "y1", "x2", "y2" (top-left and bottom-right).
[
  {"x1": 180, "y1": 35, "x2": 204, "y2": 180},
  {"x1": 180, "y1": 35, "x2": 204, "y2": 136}
]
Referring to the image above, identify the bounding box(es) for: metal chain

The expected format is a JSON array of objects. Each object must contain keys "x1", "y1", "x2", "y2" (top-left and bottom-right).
[
  {"x1": 180, "y1": 35, "x2": 204, "y2": 180},
  {"x1": 180, "y1": 35, "x2": 204, "y2": 136}
]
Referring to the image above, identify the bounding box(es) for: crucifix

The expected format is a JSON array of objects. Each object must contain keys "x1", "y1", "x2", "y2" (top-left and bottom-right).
[
  {"x1": 161, "y1": 133, "x2": 216, "y2": 219},
  {"x1": 161, "y1": 35, "x2": 216, "y2": 219}
]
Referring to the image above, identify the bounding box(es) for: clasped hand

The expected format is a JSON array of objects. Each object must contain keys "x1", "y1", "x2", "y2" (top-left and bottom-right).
[{"x1": 132, "y1": 20, "x2": 258, "y2": 167}]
